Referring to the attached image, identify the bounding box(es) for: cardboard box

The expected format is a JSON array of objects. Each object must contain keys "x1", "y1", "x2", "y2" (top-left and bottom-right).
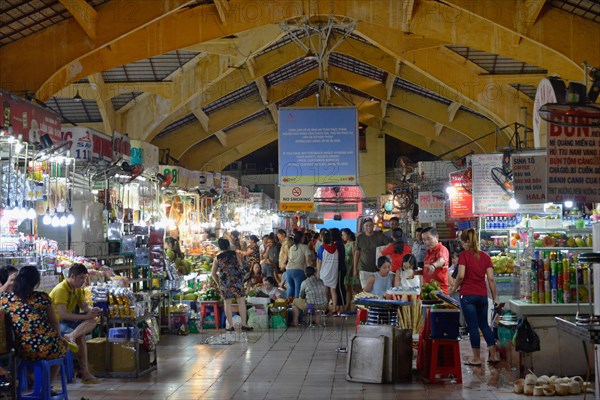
[
  {"x1": 86, "y1": 337, "x2": 106, "y2": 374},
  {"x1": 109, "y1": 341, "x2": 150, "y2": 372}
]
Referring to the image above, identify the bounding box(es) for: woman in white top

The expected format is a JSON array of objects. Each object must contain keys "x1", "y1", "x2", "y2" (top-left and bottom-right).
[
  {"x1": 317, "y1": 230, "x2": 339, "y2": 312},
  {"x1": 284, "y1": 231, "x2": 312, "y2": 298}
]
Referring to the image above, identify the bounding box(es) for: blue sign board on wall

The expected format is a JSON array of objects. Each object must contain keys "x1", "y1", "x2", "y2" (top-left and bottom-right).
[{"x1": 278, "y1": 107, "x2": 359, "y2": 186}]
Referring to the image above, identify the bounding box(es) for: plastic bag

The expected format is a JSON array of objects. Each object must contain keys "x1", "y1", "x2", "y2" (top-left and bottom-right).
[
  {"x1": 247, "y1": 307, "x2": 268, "y2": 330},
  {"x1": 270, "y1": 314, "x2": 287, "y2": 329},
  {"x1": 514, "y1": 318, "x2": 540, "y2": 352}
]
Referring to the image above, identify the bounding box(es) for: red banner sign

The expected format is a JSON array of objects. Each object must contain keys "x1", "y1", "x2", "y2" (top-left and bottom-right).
[
  {"x1": 0, "y1": 89, "x2": 61, "y2": 144},
  {"x1": 449, "y1": 171, "x2": 473, "y2": 218}
]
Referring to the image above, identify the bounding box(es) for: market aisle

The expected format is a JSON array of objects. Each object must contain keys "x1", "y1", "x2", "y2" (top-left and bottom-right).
[{"x1": 66, "y1": 319, "x2": 588, "y2": 400}]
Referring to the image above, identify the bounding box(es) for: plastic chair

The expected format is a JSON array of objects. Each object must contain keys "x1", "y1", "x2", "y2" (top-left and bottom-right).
[
  {"x1": 17, "y1": 357, "x2": 68, "y2": 400},
  {"x1": 428, "y1": 339, "x2": 462, "y2": 384}
]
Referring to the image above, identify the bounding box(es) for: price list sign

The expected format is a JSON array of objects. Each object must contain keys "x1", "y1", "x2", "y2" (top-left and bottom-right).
[
  {"x1": 418, "y1": 191, "x2": 446, "y2": 222},
  {"x1": 471, "y1": 154, "x2": 510, "y2": 214},
  {"x1": 547, "y1": 123, "x2": 600, "y2": 202},
  {"x1": 512, "y1": 154, "x2": 547, "y2": 204}
]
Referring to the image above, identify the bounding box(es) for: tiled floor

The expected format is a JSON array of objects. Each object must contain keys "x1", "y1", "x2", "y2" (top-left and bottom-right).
[{"x1": 66, "y1": 319, "x2": 591, "y2": 400}]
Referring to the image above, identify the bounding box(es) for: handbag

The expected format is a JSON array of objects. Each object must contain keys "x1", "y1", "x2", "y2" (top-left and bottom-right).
[{"x1": 514, "y1": 318, "x2": 540, "y2": 352}]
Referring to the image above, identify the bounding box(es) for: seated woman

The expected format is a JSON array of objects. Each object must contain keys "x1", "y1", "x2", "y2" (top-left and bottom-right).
[
  {"x1": 244, "y1": 263, "x2": 264, "y2": 291},
  {"x1": 394, "y1": 254, "x2": 421, "y2": 289},
  {"x1": 363, "y1": 256, "x2": 395, "y2": 298},
  {"x1": 0, "y1": 266, "x2": 75, "y2": 384},
  {"x1": 260, "y1": 276, "x2": 285, "y2": 301}
]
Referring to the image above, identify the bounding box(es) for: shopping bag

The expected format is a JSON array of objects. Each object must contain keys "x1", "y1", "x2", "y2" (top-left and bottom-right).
[{"x1": 514, "y1": 318, "x2": 540, "y2": 352}]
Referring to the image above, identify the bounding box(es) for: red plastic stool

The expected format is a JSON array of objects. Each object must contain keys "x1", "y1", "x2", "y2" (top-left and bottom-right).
[
  {"x1": 199, "y1": 301, "x2": 221, "y2": 329},
  {"x1": 417, "y1": 307, "x2": 432, "y2": 371},
  {"x1": 355, "y1": 307, "x2": 368, "y2": 332},
  {"x1": 427, "y1": 339, "x2": 462, "y2": 384}
]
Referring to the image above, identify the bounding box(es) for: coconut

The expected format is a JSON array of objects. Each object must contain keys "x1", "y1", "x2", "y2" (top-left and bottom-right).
[
  {"x1": 543, "y1": 387, "x2": 556, "y2": 396},
  {"x1": 548, "y1": 375, "x2": 558, "y2": 385},
  {"x1": 569, "y1": 381, "x2": 582, "y2": 395},
  {"x1": 536, "y1": 377, "x2": 549, "y2": 385},
  {"x1": 524, "y1": 384, "x2": 535, "y2": 396},
  {"x1": 514, "y1": 379, "x2": 524, "y2": 394},
  {"x1": 524, "y1": 374, "x2": 537, "y2": 385},
  {"x1": 557, "y1": 383, "x2": 571, "y2": 395},
  {"x1": 533, "y1": 386, "x2": 545, "y2": 396}
]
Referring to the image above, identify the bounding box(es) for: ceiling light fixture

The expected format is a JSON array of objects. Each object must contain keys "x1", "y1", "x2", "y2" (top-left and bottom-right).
[{"x1": 73, "y1": 90, "x2": 83, "y2": 102}]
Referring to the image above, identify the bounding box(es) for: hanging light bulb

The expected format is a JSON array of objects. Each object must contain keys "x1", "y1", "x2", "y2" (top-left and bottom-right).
[
  {"x1": 59, "y1": 214, "x2": 68, "y2": 227},
  {"x1": 51, "y1": 213, "x2": 60, "y2": 227},
  {"x1": 66, "y1": 212, "x2": 75, "y2": 225},
  {"x1": 43, "y1": 212, "x2": 51, "y2": 225}
]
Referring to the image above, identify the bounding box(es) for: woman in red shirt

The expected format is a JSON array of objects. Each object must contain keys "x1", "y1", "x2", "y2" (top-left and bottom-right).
[
  {"x1": 450, "y1": 228, "x2": 499, "y2": 366},
  {"x1": 380, "y1": 228, "x2": 411, "y2": 274}
]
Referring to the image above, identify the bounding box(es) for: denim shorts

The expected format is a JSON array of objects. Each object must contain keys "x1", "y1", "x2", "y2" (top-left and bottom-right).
[{"x1": 60, "y1": 319, "x2": 84, "y2": 335}]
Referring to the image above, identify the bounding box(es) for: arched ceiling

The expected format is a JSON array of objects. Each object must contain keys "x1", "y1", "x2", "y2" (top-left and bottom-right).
[{"x1": 1, "y1": 0, "x2": 598, "y2": 171}]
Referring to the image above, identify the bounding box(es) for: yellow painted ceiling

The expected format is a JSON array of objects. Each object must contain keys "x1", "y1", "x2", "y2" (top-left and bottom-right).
[{"x1": 1, "y1": 0, "x2": 598, "y2": 171}]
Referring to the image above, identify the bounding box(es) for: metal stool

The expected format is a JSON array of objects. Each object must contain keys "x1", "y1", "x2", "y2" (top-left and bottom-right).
[{"x1": 336, "y1": 312, "x2": 352, "y2": 353}]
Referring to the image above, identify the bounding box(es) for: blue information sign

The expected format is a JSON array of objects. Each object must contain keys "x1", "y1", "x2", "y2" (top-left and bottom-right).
[{"x1": 278, "y1": 107, "x2": 359, "y2": 186}]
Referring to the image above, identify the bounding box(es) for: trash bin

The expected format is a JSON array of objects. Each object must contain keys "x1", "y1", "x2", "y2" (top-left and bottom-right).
[{"x1": 393, "y1": 328, "x2": 413, "y2": 383}]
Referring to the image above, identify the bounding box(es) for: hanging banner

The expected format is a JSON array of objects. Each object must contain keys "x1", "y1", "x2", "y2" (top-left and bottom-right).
[
  {"x1": 278, "y1": 107, "x2": 359, "y2": 186},
  {"x1": 512, "y1": 153, "x2": 547, "y2": 204},
  {"x1": 130, "y1": 140, "x2": 159, "y2": 170},
  {"x1": 546, "y1": 123, "x2": 600, "y2": 202},
  {"x1": 279, "y1": 185, "x2": 315, "y2": 212},
  {"x1": 61, "y1": 128, "x2": 111, "y2": 161},
  {"x1": 0, "y1": 89, "x2": 61, "y2": 144},
  {"x1": 418, "y1": 191, "x2": 446, "y2": 222},
  {"x1": 472, "y1": 154, "x2": 511, "y2": 214},
  {"x1": 449, "y1": 171, "x2": 473, "y2": 218},
  {"x1": 112, "y1": 130, "x2": 131, "y2": 161}
]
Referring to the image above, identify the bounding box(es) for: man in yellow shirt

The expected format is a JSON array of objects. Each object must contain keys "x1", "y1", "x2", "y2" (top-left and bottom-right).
[{"x1": 49, "y1": 263, "x2": 101, "y2": 384}]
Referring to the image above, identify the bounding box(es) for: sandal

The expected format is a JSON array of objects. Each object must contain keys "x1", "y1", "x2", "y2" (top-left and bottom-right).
[
  {"x1": 225, "y1": 327, "x2": 235, "y2": 332},
  {"x1": 463, "y1": 359, "x2": 482, "y2": 366},
  {"x1": 241, "y1": 326, "x2": 254, "y2": 331}
]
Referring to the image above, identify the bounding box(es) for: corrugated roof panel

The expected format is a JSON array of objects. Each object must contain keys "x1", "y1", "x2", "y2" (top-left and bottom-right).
[
  {"x1": 46, "y1": 97, "x2": 102, "y2": 123},
  {"x1": 102, "y1": 50, "x2": 199, "y2": 83},
  {"x1": 446, "y1": 46, "x2": 547, "y2": 74},
  {"x1": 549, "y1": 0, "x2": 600, "y2": 23},
  {"x1": 223, "y1": 109, "x2": 269, "y2": 133},
  {"x1": 265, "y1": 58, "x2": 318, "y2": 87},
  {"x1": 111, "y1": 92, "x2": 143, "y2": 111},
  {"x1": 154, "y1": 113, "x2": 198, "y2": 139},
  {"x1": 329, "y1": 52, "x2": 387, "y2": 82},
  {"x1": 510, "y1": 84, "x2": 537, "y2": 100},
  {"x1": 202, "y1": 82, "x2": 258, "y2": 115},
  {"x1": 0, "y1": 0, "x2": 110, "y2": 47}
]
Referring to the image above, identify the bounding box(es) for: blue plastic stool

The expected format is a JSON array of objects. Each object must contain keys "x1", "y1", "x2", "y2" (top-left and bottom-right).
[
  {"x1": 63, "y1": 350, "x2": 74, "y2": 383},
  {"x1": 18, "y1": 357, "x2": 68, "y2": 400}
]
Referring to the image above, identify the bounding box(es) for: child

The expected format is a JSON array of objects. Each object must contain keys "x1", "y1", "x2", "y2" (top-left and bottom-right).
[
  {"x1": 364, "y1": 256, "x2": 394, "y2": 298},
  {"x1": 394, "y1": 254, "x2": 421, "y2": 289}
]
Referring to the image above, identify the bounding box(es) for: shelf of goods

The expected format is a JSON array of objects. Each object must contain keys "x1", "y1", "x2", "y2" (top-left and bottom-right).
[
  {"x1": 93, "y1": 314, "x2": 157, "y2": 378},
  {"x1": 93, "y1": 255, "x2": 154, "y2": 292}
]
